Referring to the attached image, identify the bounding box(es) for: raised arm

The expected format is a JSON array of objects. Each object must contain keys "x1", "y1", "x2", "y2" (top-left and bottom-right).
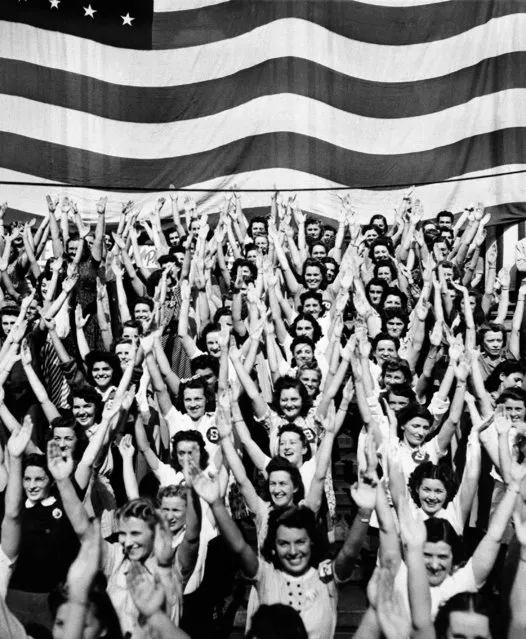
[{"x1": 20, "y1": 339, "x2": 60, "y2": 423}]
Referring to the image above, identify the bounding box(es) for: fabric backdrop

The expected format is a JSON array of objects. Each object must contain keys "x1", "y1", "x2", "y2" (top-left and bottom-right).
[{"x1": 0, "y1": 0, "x2": 525, "y2": 224}]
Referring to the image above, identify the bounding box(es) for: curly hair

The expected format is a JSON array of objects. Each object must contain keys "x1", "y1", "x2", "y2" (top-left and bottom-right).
[
  {"x1": 277, "y1": 425, "x2": 312, "y2": 462},
  {"x1": 68, "y1": 384, "x2": 104, "y2": 423},
  {"x1": 261, "y1": 506, "x2": 325, "y2": 570},
  {"x1": 272, "y1": 376, "x2": 311, "y2": 418},
  {"x1": 157, "y1": 484, "x2": 188, "y2": 503},
  {"x1": 175, "y1": 376, "x2": 214, "y2": 414},
  {"x1": 408, "y1": 462, "x2": 459, "y2": 509},
  {"x1": 290, "y1": 336, "x2": 316, "y2": 367},
  {"x1": 396, "y1": 403, "x2": 433, "y2": 440},
  {"x1": 301, "y1": 258, "x2": 327, "y2": 290}
]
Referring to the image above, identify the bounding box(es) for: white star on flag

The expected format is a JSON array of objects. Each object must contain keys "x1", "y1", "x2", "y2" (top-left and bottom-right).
[
  {"x1": 121, "y1": 13, "x2": 134, "y2": 26},
  {"x1": 83, "y1": 5, "x2": 96, "y2": 18},
  {"x1": 49, "y1": 0, "x2": 60, "y2": 8}
]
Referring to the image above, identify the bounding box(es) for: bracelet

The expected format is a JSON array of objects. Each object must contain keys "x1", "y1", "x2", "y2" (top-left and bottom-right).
[
  {"x1": 360, "y1": 517, "x2": 371, "y2": 524},
  {"x1": 157, "y1": 562, "x2": 172, "y2": 568}
]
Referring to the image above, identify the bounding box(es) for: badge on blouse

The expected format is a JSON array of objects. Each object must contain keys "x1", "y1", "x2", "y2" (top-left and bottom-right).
[
  {"x1": 303, "y1": 428, "x2": 316, "y2": 443},
  {"x1": 206, "y1": 427, "x2": 220, "y2": 444},
  {"x1": 318, "y1": 559, "x2": 334, "y2": 583},
  {"x1": 52, "y1": 508, "x2": 63, "y2": 520},
  {"x1": 411, "y1": 449, "x2": 430, "y2": 464}
]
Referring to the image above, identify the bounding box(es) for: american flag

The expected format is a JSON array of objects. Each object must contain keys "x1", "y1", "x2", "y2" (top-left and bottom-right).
[{"x1": 0, "y1": 0, "x2": 525, "y2": 224}]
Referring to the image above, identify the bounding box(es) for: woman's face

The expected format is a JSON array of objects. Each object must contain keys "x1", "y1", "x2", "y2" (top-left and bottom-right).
[
  {"x1": 302, "y1": 298, "x2": 322, "y2": 318},
  {"x1": 72, "y1": 397, "x2": 97, "y2": 429},
  {"x1": 446, "y1": 611, "x2": 491, "y2": 639},
  {"x1": 387, "y1": 392, "x2": 410, "y2": 413},
  {"x1": 53, "y1": 602, "x2": 104, "y2": 639},
  {"x1": 304, "y1": 266, "x2": 322, "y2": 290},
  {"x1": 275, "y1": 525, "x2": 312, "y2": 576},
  {"x1": 53, "y1": 426, "x2": 78, "y2": 454},
  {"x1": 373, "y1": 245, "x2": 389, "y2": 262},
  {"x1": 160, "y1": 496, "x2": 187, "y2": 534},
  {"x1": 384, "y1": 295, "x2": 402, "y2": 310},
  {"x1": 115, "y1": 343, "x2": 134, "y2": 370},
  {"x1": 205, "y1": 331, "x2": 221, "y2": 358},
  {"x1": 118, "y1": 516, "x2": 154, "y2": 561},
  {"x1": 40, "y1": 277, "x2": 52, "y2": 299},
  {"x1": 383, "y1": 369, "x2": 406, "y2": 389},
  {"x1": 402, "y1": 417, "x2": 432, "y2": 448},
  {"x1": 377, "y1": 266, "x2": 392, "y2": 283},
  {"x1": 324, "y1": 262, "x2": 336, "y2": 283},
  {"x1": 423, "y1": 540, "x2": 453, "y2": 587},
  {"x1": 176, "y1": 440, "x2": 201, "y2": 469},
  {"x1": 298, "y1": 370, "x2": 321, "y2": 398},
  {"x1": 311, "y1": 244, "x2": 327, "y2": 260},
  {"x1": 91, "y1": 361, "x2": 114, "y2": 390},
  {"x1": 501, "y1": 372, "x2": 524, "y2": 390},
  {"x1": 460, "y1": 295, "x2": 477, "y2": 314},
  {"x1": 374, "y1": 339, "x2": 397, "y2": 363},
  {"x1": 279, "y1": 388, "x2": 303, "y2": 420},
  {"x1": 368, "y1": 285, "x2": 384, "y2": 306},
  {"x1": 385, "y1": 317, "x2": 405, "y2": 338},
  {"x1": 293, "y1": 344, "x2": 314, "y2": 367},
  {"x1": 122, "y1": 326, "x2": 140, "y2": 345},
  {"x1": 418, "y1": 478, "x2": 447, "y2": 516},
  {"x1": 246, "y1": 249, "x2": 258, "y2": 264},
  {"x1": 295, "y1": 320, "x2": 315, "y2": 340},
  {"x1": 23, "y1": 466, "x2": 51, "y2": 503},
  {"x1": 183, "y1": 388, "x2": 206, "y2": 420},
  {"x1": 278, "y1": 432, "x2": 306, "y2": 467},
  {"x1": 483, "y1": 331, "x2": 504, "y2": 357},
  {"x1": 268, "y1": 470, "x2": 296, "y2": 508},
  {"x1": 254, "y1": 235, "x2": 269, "y2": 253}
]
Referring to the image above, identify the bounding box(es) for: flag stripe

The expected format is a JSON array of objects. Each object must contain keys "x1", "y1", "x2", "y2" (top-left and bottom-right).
[
  {"x1": 2, "y1": 51, "x2": 525, "y2": 124},
  {"x1": 152, "y1": 0, "x2": 526, "y2": 50},
  {"x1": 2, "y1": 14, "x2": 525, "y2": 88},
  {"x1": 1, "y1": 127, "x2": 524, "y2": 192},
  {"x1": 3, "y1": 90, "x2": 526, "y2": 160}
]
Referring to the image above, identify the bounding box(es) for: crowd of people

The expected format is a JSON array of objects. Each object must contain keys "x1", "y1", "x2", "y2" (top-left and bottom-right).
[{"x1": 0, "y1": 189, "x2": 525, "y2": 638}]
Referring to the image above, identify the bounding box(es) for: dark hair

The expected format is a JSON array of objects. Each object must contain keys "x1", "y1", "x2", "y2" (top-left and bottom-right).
[
  {"x1": 264, "y1": 456, "x2": 305, "y2": 505},
  {"x1": 436, "y1": 210, "x2": 454, "y2": 224},
  {"x1": 85, "y1": 351, "x2": 122, "y2": 389},
  {"x1": 424, "y1": 518, "x2": 462, "y2": 564},
  {"x1": 197, "y1": 322, "x2": 222, "y2": 354},
  {"x1": 246, "y1": 604, "x2": 308, "y2": 639},
  {"x1": 120, "y1": 319, "x2": 144, "y2": 338},
  {"x1": 48, "y1": 415, "x2": 89, "y2": 462},
  {"x1": 175, "y1": 376, "x2": 213, "y2": 414},
  {"x1": 115, "y1": 497, "x2": 161, "y2": 532},
  {"x1": 191, "y1": 354, "x2": 220, "y2": 377},
  {"x1": 261, "y1": 506, "x2": 325, "y2": 569},
  {"x1": 170, "y1": 430, "x2": 209, "y2": 471},
  {"x1": 249, "y1": 216, "x2": 268, "y2": 236},
  {"x1": 408, "y1": 462, "x2": 459, "y2": 509},
  {"x1": 434, "y1": 591, "x2": 497, "y2": 639},
  {"x1": 477, "y1": 323, "x2": 507, "y2": 351},
  {"x1": 321, "y1": 256, "x2": 338, "y2": 273},
  {"x1": 289, "y1": 313, "x2": 322, "y2": 343},
  {"x1": 384, "y1": 287, "x2": 408, "y2": 310},
  {"x1": 132, "y1": 296, "x2": 155, "y2": 312},
  {"x1": 397, "y1": 403, "x2": 433, "y2": 440},
  {"x1": 277, "y1": 425, "x2": 312, "y2": 462},
  {"x1": 273, "y1": 376, "x2": 310, "y2": 418},
  {"x1": 48, "y1": 573, "x2": 123, "y2": 639},
  {"x1": 387, "y1": 383, "x2": 416, "y2": 404},
  {"x1": 381, "y1": 309, "x2": 409, "y2": 337},
  {"x1": 365, "y1": 278, "x2": 389, "y2": 307},
  {"x1": 361, "y1": 224, "x2": 379, "y2": 237},
  {"x1": 486, "y1": 360, "x2": 525, "y2": 393},
  {"x1": 290, "y1": 336, "x2": 316, "y2": 367},
  {"x1": 437, "y1": 260, "x2": 459, "y2": 281},
  {"x1": 309, "y1": 241, "x2": 327, "y2": 257},
  {"x1": 213, "y1": 307, "x2": 233, "y2": 325},
  {"x1": 231, "y1": 258, "x2": 257, "y2": 283},
  {"x1": 22, "y1": 454, "x2": 52, "y2": 483},
  {"x1": 370, "y1": 214, "x2": 388, "y2": 232},
  {"x1": 496, "y1": 387, "x2": 526, "y2": 407},
  {"x1": 371, "y1": 332, "x2": 400, "y2": 357},
  {"x1": 369, "y1": 238, "x2": 394, "y2": 261},
  {"x1": 68, "y1": 384, "x2": 104, "y2": 423},
  {"x1": 381, "y1": 357, "x2": 411, "y2": 383},
  {"x1": 374, "y1": 260, "x2": 398, "y2": 281},
  {"x1": 299, "y1": 291, "x2": 324, "y2": 316}
]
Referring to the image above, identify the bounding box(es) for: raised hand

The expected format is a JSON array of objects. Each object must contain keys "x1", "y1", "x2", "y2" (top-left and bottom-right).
[
  {"x1": 153, "y1": 520, "x2": 174, "y2": 567},
  {"x1": 126, "y1": 561, "x2": 166, "y2": 617},
  {"x1": 180, "y1": 279, "x2": 191, "y2": 303},
  {"x1": 20, "y1": 338, "x2": 32, "y2": 366},
  {"x1": 118, "y1": 434, "x2": 135, "y2": 461},
  {"x1": 486, "y1": 243, "x2": 498, "y2": 266},
  {"x1": 376, "y1": 565, "x2": 412, "y2": 639},
  {"x1": 192, "y1": 468, "x2": 221, "y2": 505},
  {"x1": 63, "y1": 271, "x2": 80, "y2": 294},
  {"x1": 429, "y1": 320, "x2": 443, "y2": 347},
  {"x1": 47, "y1": 440, "x2": 74, "y2": 481},
  {"x1": 74, "y1": 304, "x2": 90, "y2": 329},
  {"x1": 398, "y1": 499, "x2": 427, "y2": 549},
  {"x1": 7, "y1": 415, "x2": 33, "y2": 458},
  {"x1": 46, "y1": 194, "x2": 59, "y2": 214},
  {"x1": 494, "y1": 405, "x2": 512, "y2": 435}
]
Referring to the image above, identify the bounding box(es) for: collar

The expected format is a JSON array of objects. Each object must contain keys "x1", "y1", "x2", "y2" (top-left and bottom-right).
[{"x1": 25, "y1": 495, "x2": 57, "y2": 509}]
